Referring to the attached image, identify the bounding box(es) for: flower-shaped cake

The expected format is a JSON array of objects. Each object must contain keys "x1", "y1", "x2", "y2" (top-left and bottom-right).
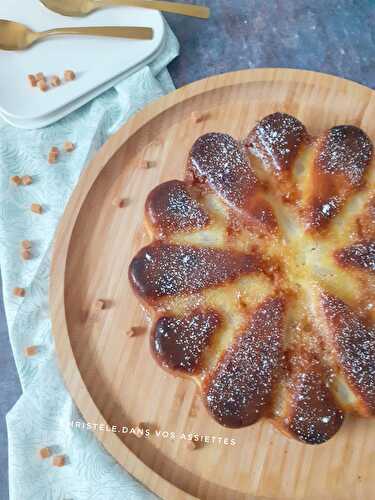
[{"x1": 129, "y1": 112, "x2": 375, "y2": 445}]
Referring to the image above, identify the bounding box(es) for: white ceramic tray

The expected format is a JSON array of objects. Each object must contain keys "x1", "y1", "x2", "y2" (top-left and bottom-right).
[
  {"x1": 0, "y1": 0, "x2": 165, "y2": 126},
  {"x1": 0, "y1": 28, "x2": 167, "y2": 129}
]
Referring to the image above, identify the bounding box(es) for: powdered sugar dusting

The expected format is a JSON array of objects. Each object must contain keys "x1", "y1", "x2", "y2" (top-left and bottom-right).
[
  {"x1": 130, "y1": 244, "x2": 261, "y2": 300},
  {"x1": 335, "y1": 241, "x2": 375, "y2": 272},
  {"x1": 189, "y1": 132, "x2": 258, "y2": 208},
  {"x1": 246, "y1": 112, "x2": 308, "y2": 173},
  {"x1": 203, "y1": 298, "x2": 284, "y2": 427},
  {"x1": 305, "y1": 125, "x2": 372, "y2": 231},
  {"x1": 316, "y1": 125, "x2": 373, "y2": 185},
  {"x1": 152, "y1": 310, "x2": 220, "y2": 373},
  {"x1": 166, "y1": 184, "x2": 207, "y2": 228},
  {"x1": 321, "y1": 200, "x2": 336, "y2": 217},
  {"x1": 307, "y1": 195, "x2": 341, "y2": 229},
  {"x1": 285, "y1": 357, "x2": 344, "y2": 444},
  {"x1": 147, "y1": 180, "x2": 209, "y2": 236},
  {"x1": 322, "y1": 293, "x2": 375, "y2": 409}
]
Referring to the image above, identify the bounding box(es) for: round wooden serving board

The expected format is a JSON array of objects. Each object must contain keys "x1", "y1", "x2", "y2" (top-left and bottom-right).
[{"x1": 50, "y1": 69, "x2": 375, "y2": 500}]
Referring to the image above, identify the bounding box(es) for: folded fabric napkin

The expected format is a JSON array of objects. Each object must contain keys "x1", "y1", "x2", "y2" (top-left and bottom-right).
[{"x1": 1, "y1": 24, "x2": 179, "y2": 500}]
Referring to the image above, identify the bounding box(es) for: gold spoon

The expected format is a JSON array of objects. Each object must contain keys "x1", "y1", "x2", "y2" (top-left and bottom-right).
[
  {"x1": 40, "y1": 0, "x2": 210, "y2": 19},
  {"x1": 0, "y1": 20, "x2": 153, "y2": 51}
]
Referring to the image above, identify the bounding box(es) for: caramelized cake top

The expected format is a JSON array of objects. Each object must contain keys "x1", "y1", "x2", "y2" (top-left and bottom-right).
[{"x1": 129, "y1": 112, "x2": 375, "y2": 445}]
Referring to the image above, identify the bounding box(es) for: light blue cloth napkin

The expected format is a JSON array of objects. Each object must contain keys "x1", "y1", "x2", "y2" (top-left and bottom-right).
[{"x1": 1, "y1": 24, "x2": 179, "y2": 500}]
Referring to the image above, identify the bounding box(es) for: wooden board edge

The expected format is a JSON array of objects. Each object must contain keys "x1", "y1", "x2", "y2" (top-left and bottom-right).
[{"x1": 49, "y1": 68, "x2": 374, "y2": 500}]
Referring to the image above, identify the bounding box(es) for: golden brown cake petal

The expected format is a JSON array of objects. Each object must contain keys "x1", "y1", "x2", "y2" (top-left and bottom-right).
[
  {"x1": 335, "y1": 240, "x2": 375, "y2": 273},
  {"x1": 321, "y1": 293, "x2": 375, "y2": 414},
  {"x1": 129, "y1": 242, "x2": 262, "y2": 304},
  {"x1": 316, "y1": 125, "x2": 372, "y2": 185},
  {"x1": 188, "y1": 132, "x2": 259, "y2": 203},
  {"x1": 188, "y1": 132, "x2": 278, "y2": 232},
  {"x1": 151, "y1": 309, "x2": 221, "y2": 374},
  {"x1": 145, "y1": 180, "x2": 210, "y2": 238},
  {"x1": 276, "y1": 353, "x2": 344, "y2": 444},
  {"x1": 202, "y1": 297, "x2": 284, "y2": 428},
  {"x1": 303, "y1": 125, "x2": 373, "y2": 231},
  {"x1": 245, "y1": 112, "x2": 309, "y2": 174}
]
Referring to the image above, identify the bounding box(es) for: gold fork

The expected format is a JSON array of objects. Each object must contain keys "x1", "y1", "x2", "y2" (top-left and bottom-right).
[
  {"x1": 40, "y1": 0, "x2": 210, "y2": 19},
  {"x1": 0, "y1": 20, "x2": 153, "y2": 51}
]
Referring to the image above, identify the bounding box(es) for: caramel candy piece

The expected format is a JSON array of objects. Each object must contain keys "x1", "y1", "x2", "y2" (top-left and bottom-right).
[
  {"x1": 49, "y1": 147, "x2": 59, "y2": 164},
  {"x1": 21, "y1": 249, "x2": 32, "y2": 260},
  {"x1": 126, "y1": 327, "x2": 139, "y2": 337},
  {"x1": 134, "y1": 427, "x2": 144, "y2": 438},
  {"x1": 137, "y1": 421, "x2": 157, "y2": 435},
  {"x1": 141, "y1": 160, "x2": 156, "y2": 169},
  {"x1": 112, "y1": 197, "x2": 126, "y2": 208},
  {"x1": 31, "y1": 203, "x2": 43, "y2": 214},
  {"x1": 38, "y1": 447, "x2": 51, "y2": 459},
  {"x1": 138, "y1": 421, "x2": 158, "y2": 434},
  {"x1": 13, "y1": 287, "x2": 25, "y2": 297},
  {"x1": 94, "y1": 299, "x2": 105, "y2": 311},
  {"x1": 64, "y1": 70, "x2": 76, "y2": 81},
  {"x1": 48, "y1": 154, "x2": 57, "y2": 164},
  {"x1": 186, "y1": 438, "x2": 201, "y2": 450},
  {"x1": 24, "y1": 345, "x2": 37, "y2": 356},
  {"x1": 37, "y1": 80, "x2": 48, "y2": 92},
  {"x1": 50, "y1": 75, "x2": 61, "y2": 87},
  {"x1": 191, "y1": 111, "x2": 207, "y2": 123},
  {"x1": 27, "y1": 74, "x2": 37, "y2": 87},
  {"x1": 21, "y1": 240, "x2": 31, "y2": 250},
  {"x1": 21, "y1": 176, "x2": 32, "y2": 186},
  {"x1": 52, "y1": 455, "x2": 65, "y2": 467},
  {"x1": 63, "y1": 141, "x2": 75, "y2": 152},
  {"x1": 10, "y1": 175, "x2": 22, "y2": 186}
]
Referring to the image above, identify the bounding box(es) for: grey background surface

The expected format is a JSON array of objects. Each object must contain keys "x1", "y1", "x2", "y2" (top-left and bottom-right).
[{"x1": 0, "y1": 1, "x2": 374, "y2": 498}]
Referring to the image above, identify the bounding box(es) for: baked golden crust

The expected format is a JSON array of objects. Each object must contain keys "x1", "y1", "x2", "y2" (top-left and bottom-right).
[
  {"x1": 145, "y1": 180, "x2": 210, "y2": 238},
  {"x1": 188, "y1": 133, "x2": 277, "y2": 233},
  {"x1": 275, "y1": 349, "x2": 344, "y2": 444},
  {"x1": 129, "y1": 242, "x2": 262, "y2": 304},
  {"x1": 245, "y1": 112, "x2": 309, "y2": 175},
  {"x1": 151, "y1": 309, "x2": 221, "y2": 375},
  {"x1": 202, "y1": 297, "x2": 285, "y2": 428},
  {"x1": 129, "y1": 112, "x2": 375, "y2": 445}
]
